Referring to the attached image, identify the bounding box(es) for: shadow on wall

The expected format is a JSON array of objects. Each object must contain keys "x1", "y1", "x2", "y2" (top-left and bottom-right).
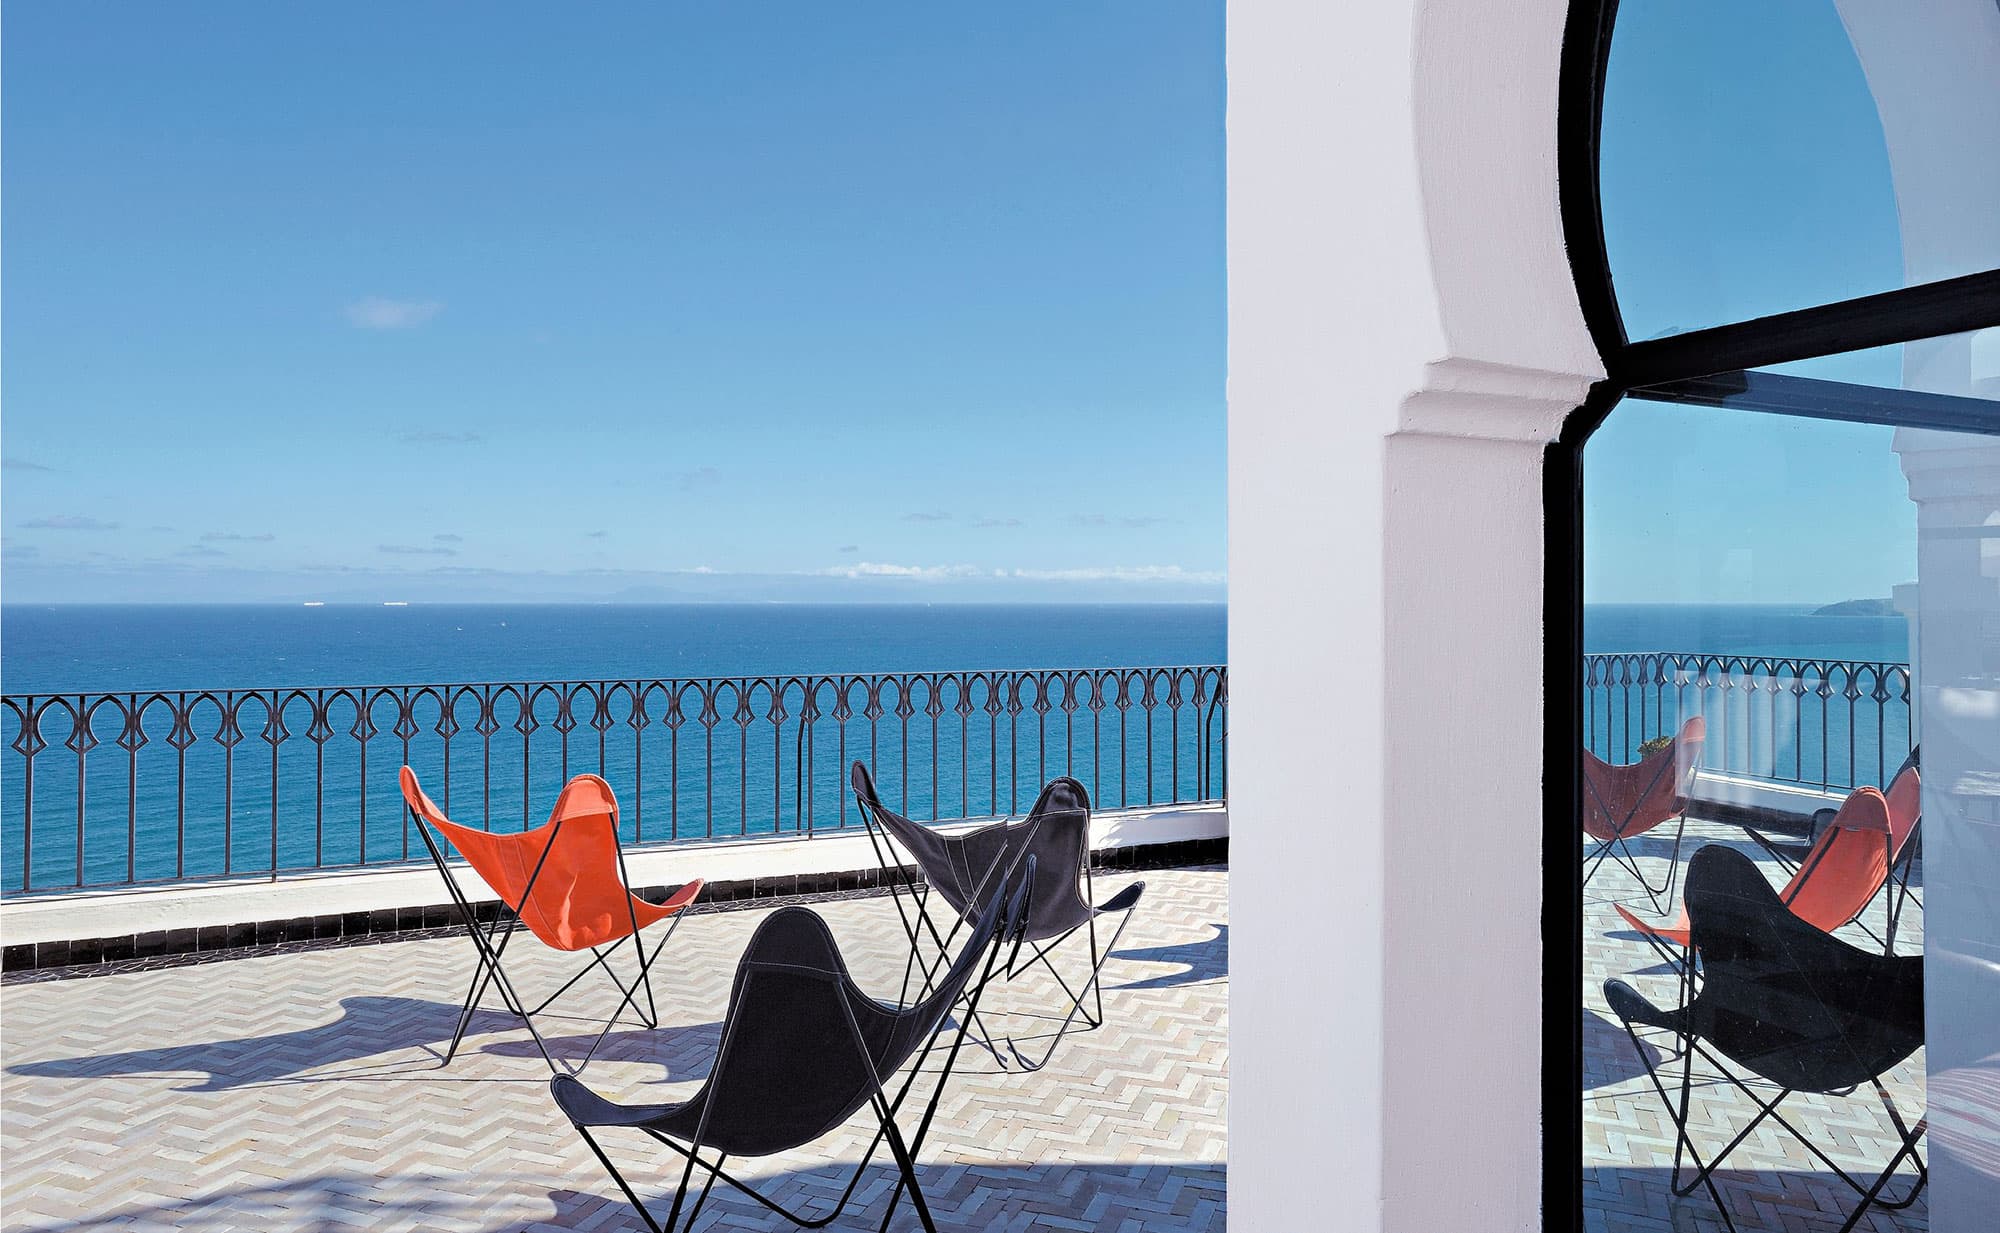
[
  {"x1": 1, "y1": 1162, "x2": 1228, "y2": 1233},
  {"x1": 5, "y1": 995, "x2": 719, "y2": 1091}
]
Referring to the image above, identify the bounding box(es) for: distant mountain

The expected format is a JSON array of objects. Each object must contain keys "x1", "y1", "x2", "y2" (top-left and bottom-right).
[{"x1": 1811, "y1": 598, "x2": 1896, "y2": 617}]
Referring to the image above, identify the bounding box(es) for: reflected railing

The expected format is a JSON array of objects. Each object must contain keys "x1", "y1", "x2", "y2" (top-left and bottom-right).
[
  {"x1": 1, "y1": 665, "x2": 1228, "y2": 896},
  {"x1": 1584, "y1": 651, "x2": 1911, "y2": 794}
]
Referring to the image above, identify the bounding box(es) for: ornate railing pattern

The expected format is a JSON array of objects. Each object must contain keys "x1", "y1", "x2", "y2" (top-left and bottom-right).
[
  {"x1": 1584, "y1": 652, "x2": 1911, "y2": 794},
  {"x1": 1, "y1": 665, "x2": 1227, "y2": 896}
]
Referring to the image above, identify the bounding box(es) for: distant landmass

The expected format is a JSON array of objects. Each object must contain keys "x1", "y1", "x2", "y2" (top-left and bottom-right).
[{"x1": 1812, "y1": 598, "x2": 1897, "y2": 617}]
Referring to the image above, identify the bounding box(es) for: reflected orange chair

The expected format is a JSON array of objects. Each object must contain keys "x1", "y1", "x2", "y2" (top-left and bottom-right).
[
  {"x1": 1615, "y1": 760, "x2": 1922, "y2": 969},
  {"x1": 400, "y1": 766, "x2": 704, "y2": 1074},
  {"x1": 1582, "y1": 716, "x2": 1706, "y2": 913}
]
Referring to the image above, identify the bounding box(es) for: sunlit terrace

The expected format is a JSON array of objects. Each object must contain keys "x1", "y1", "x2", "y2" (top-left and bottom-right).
[{"x1": 2, "y1": 864, "x2": 1227, "y2": 1232}]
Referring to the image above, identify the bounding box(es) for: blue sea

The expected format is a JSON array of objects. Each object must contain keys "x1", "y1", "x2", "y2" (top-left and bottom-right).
[
  {"x1": 1, "y1": 603, "x2": 1228, "y2": 696},
  {"x1": 0, "y1": 602, "x2": 1910, "y2": 893},
  {"x1": 1, "y1": 604, "x2": 1227, "y2": 893},
  {"x1": 1583, "y1": 603, "x2": 1907, "y2": 663},
  {"x1": 1582, "y1": 604, "x2": 1911, "y2": 799}
]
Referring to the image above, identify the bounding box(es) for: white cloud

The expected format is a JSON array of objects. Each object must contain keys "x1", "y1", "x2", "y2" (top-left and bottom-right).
[
  {"x1": 200, "y1": 531, "x2": 276, "y2": 543},
  {"x1": 1068, "y1": 513, "x2": 1172, "y2": 529},
  {"x1": 3, "y1": 458, "x2": 53, "y2": 473},
  {"x1": 812, "y1": 561, "x2": 1221, "y2": 585},
  {"x1": 1009, "y1": 565, "x2": 1225, "y2": 584},
  {"x1": 819, "y1": 561, "x2": 985, "y2": 581},
  {"x1": 378, "y1": 543, "x2": 457, "y2": 557},
  {"x1": 23, "y1": 514, "x2": 120, "y2": 531},
  {"x1": 345, "y1": 297, "x2": 444, "y2": 330}
]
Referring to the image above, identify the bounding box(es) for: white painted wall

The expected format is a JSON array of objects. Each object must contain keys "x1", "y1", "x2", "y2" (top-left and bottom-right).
[
  {"x1": 0, "y1": 803, "x2": 1224, "y2": 947},
  {"x1": 1230, "y1": 1, "x2": 1598, "y2": 1230}
]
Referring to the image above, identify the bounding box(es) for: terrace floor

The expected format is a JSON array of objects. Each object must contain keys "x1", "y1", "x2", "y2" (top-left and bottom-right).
[
  {"x1": 0, "y1": 867, "x2": 1226, "y2": 1232},
  {"x1": 1583, "y1": 818, "x2": 1931, "y2": 1233}
]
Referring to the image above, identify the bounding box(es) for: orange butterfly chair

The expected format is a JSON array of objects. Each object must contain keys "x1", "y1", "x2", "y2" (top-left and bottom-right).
[
  {"x1": 1615, "y1": 760, "x2": 1921, "y2": 975},
  {"x1": 1582, "y1": 716, "x2": 1706, "y2": 913},
  {"x1": 400, "y1": 766, "x2": 704, "y2": 1074}
]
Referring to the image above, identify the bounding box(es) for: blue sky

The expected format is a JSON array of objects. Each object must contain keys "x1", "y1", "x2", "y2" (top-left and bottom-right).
[
  {"x1": 2, "y1": 2, "x2": 1225, "y2": 602},
  {"x1": 0, "y1": 1, "x2": 1948, "y2": 605},
  {"x1": 1587, "y1": 0, "x2": 1932, "y2": 605}
]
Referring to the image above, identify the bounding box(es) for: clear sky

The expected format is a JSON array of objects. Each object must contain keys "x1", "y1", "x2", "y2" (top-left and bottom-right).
[
  {"x1": 1587, "y1": 0, "x2": 1929, "y2": 606},
  {"x1": 0, "y1": 1, "x2": 1952, "y2": 606},
  {"x1": 2, "y1": 2, "x2": 1225, "y2": 603}
]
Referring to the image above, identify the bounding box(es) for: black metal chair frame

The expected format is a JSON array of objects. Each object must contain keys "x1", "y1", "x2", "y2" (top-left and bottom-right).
[
  {"x1": 850, "y1": 763, "x2": 1143, "y2": 1071},
  {"x1": 561, "y1": 871, "x2": 1033, "y2": 1233},
  {"x1": 1580, "y1": 742, "x2": 1697, "y2": 915},
  {"x1": 1605, "y1": 846, "x2": 1928, "y2": 1233},
  {"x1": 1614, "y1": 1012, "x2": 1927, "y2": 1233},
  {"x1": 409, "y1": 802, "x2": 689, "y2": 1076},
  {"x1": 1742, "y1": 747, "x2": 1924, "y2": 955}
]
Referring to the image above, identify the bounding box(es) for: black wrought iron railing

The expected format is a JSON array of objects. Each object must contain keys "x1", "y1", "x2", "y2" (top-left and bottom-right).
[
  {"x1": 1583, "y1": 652, "x2": 1911, "y2": 794},
  {"x1": 1, "y1": 665, "x2": 1227, "y2": 897}
]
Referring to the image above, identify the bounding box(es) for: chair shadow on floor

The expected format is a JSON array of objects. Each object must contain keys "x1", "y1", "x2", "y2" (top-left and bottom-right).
[
  {"x1": 1112, "y1": 922, "x2": 1227, "y2": 991},
  {"x1": 0, "y1": 1162, "x2": 1228, "y2": 1233},
  {"x1": 1580, "y1": 1005, "x2": 1667, "y2": 1092},
  {"x1": 5, "y1": 995, "x2": 718, "y2": 1092}
]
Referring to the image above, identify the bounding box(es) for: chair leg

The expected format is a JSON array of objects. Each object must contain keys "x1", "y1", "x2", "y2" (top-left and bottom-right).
[
  {"x1": 1006, "y1": 903, "x2": 1138, "y2": 1072},
  {"x1": 872, "y1": 1093, "x2": 940, "y2": 1233},
  {"x1": 574, "y1": 1125, "x2": 674, "y2": 1233},
  {"x1": 439, "y1": 912, "x2": 571, "y2": 1071},
  {"x1": 1587, "y1": 829, "x2": 1684, "y2": 916},
  {"x1": 572, "y1": 912, "x2": 689, "y2": 1073},
  {"x1": 444, "y1": 956, "x2": 496, "y2": 1064}
]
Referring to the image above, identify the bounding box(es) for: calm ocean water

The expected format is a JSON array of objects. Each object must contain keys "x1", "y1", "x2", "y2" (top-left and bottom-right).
[
  {"x1": 1, "y1": 605, "x2": 1227, "y2": 892},
  {"x1": 1583, "y1": 603, "x2": 1907, "y2": 663},
  {"x1": 0, "y1": 602, "x2": 1909, "y2": 892},
  {"x1": 0, "y1": 600, "x2": 1901, "y2": 697},
  {"x1": 0, "y1": 603, "x2": 1227, "y2": 696}
]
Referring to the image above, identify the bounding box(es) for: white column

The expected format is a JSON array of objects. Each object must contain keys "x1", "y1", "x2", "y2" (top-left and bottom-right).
[
  {"x1": 1840, "y1": 7, "x2": 2000, "y2": 1221},
  {"x1": 1895, "y1": 429, "x2": 2000, "y2": 1230},
  {"x1": 1229, "y1": 1, "x2": 1597, "y2": 1229}
]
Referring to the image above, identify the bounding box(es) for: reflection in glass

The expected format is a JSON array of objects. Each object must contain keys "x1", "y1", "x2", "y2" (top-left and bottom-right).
[
  {"x1": 1600, "y1": 0, "x2": 1999, "y2": 341},
  {"x1": 1581, "y1": 368, "x2": 1998, "y2": 1230}
]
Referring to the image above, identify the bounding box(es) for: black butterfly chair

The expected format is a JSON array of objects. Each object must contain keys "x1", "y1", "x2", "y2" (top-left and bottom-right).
[
  {"x1": 1605, "y1": 844, "x2": 1926, "y2": 1233},
  {"x1": 849, "y1": 761, "x2": 1144, "y2": 1071},
  {"x1": 552, "y1": 862, "x2": 1032, "y2": 1233}
]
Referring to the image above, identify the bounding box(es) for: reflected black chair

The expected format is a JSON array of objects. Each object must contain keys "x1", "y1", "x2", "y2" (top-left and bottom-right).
[
  {"x1": 850, "y1": 761, "x2": 1144, "y2": 1071},
  {"x1": 553, "y1": 863, "x2": 1031, "y2": 1233},
  {"x1": 1605, "y1": 845, "x2": 1926, "y2": 1233}
]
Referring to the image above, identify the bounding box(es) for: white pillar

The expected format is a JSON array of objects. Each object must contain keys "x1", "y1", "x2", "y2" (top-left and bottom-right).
[
  {"x1": 1895, "y1": 429, "x2": 2000, "y2": 1230},
  {"x1": 1839, "y1": 7, "x2": 2000, "y2": 1220},
  {"x1": 1229, "y1": 1, "x2": 1597, "y2": 1229}
]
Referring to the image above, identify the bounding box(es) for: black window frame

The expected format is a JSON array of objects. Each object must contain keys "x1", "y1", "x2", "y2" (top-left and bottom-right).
[{"x1": 1547, "y1": 2, "x2": 2000, "y2": 1229}]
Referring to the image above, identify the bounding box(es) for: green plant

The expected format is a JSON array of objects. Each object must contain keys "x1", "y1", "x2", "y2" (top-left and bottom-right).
[{"x1": 1636, "y1": 734, "x2": 1674, "y2": 757}]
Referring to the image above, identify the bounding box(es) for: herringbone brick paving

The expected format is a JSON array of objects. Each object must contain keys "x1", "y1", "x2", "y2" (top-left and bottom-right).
[
  {"x1": 0, "y1": 868, "x2": 1225, "y2": 1232},
  {"x1": 1583, "y1": 821, "x2": 1928, "y2": 1233}
]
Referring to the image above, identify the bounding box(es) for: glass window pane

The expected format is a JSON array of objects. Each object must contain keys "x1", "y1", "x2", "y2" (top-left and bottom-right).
[
  {"x1": 1600, "y1": 0, "x2": 2000, "y2": 341},
  {"x1": 1579, "y1": 355, "x2": 1998, "y2": 1230}
]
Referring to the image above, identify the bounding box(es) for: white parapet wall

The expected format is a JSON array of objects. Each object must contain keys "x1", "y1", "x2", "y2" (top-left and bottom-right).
[
  {"x1": 0, "y1": 802, "x2": 1227, "y2": 948},
  {"x1": 1687, "y1": 769, "x2": 1849, "y2": 821}
]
